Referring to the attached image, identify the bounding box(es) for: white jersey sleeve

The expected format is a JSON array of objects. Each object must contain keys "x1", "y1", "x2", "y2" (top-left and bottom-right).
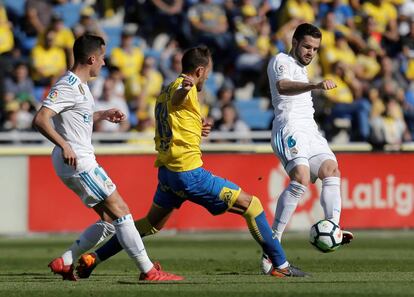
[
  {"x1": 271, "y1": 54, "x2": 294, "y2": 82},
  {"x1": 43, "y1": 82, "x2": 76, "y2": 114}
]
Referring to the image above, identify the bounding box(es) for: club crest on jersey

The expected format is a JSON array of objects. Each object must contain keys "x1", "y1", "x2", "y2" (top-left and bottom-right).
[
  {"x1": 47, "y1": 89, "x2": 58, "y2": 102},
  {"x1": 78, "y1": 84, "x2": 85, "y2": 95}
]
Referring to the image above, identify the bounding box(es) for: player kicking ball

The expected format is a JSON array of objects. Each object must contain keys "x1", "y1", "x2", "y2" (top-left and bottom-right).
[
  {"x1": 33, "y1": 34, "x2": 182, "y2": 282},
  {"x1": 75, "y1": 46, "x2": 308, "y2": 279},
  {"x1": 261, "y1": 23, "x2": 354, "y2": 272}
]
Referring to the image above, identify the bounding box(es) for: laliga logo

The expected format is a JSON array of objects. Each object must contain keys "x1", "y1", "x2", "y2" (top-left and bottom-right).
[
  {"x1": 342, "y1": 175, "x2": 413, "y2": 216},
  {"x1": 268, "y1": 163, "x2": 324, "y2": 231}
]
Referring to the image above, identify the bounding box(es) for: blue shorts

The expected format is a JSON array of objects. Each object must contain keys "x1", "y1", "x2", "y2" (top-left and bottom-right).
[{"x1": 153, "y1": 166, "x2": 241, "y2": 215}]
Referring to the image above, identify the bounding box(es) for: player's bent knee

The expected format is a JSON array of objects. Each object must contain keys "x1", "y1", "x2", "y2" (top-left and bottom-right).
[
  {"x1": 319, "y1": 162, "x2": 340, "y2": 179},
  {"x1": 290, "y1": 166, "x2": 310, "y2": 187},
  {"x1": 235, "y1": 191, "x2": 252, "y2": 209},
  {"x1": 104, "y1": 191, "x2": 131, "y2": 218},
  {"x1": 243, "y1": 196, "x2": 264, "y2": 219}
]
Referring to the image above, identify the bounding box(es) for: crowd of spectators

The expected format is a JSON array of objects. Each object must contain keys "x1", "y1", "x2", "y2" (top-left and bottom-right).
[{"x1": 1, "y1": 0, "x2": 414, "y2": 148}]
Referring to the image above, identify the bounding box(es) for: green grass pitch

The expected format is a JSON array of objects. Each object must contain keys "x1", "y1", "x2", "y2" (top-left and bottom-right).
[{"x1": 1, "y1": 231, "x2": 414, "y2": 297}]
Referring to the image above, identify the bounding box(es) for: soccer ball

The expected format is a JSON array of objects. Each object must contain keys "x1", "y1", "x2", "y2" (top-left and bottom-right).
[{"x1": 309, "y1": 219, "x2": 342, "y2": 253}]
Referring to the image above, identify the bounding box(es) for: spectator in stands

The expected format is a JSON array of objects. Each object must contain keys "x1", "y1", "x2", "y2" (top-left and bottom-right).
[
  {"x1": 354, "y1": 47, "x2": 381, "y2": 82},
  {"x1": 1, "y1": 98, "x2": 35, "y2": 132},
  {"x1": 374, "y1": 55, "x2": 407, "y2": 95},
  {"x1": 21, "y1": 0, "x2": 52, "y2": 36},
  {"x1": 73, "y1": 6, "x2": 106, "y2": 39},
  {"x1": 401, "y1": 19, "x2": 414, "y2": 81},
  {"x1": 91, "y1": 66, "x2": 126, "y2": 103},
  {"x1": 318, "y1": 0, "x2": 356, "y2": 30},
  {"x1": 187, "y1": 0, "x2": 233, "y2": 69},
  {"x1": 95, "y1": 77, "x2": 130, "y2": 133},
  {"x1": 278, "y1": 0, "x2": 315, "y2": 26},
  {"x1": 4, "y1": 62, "x2": 34, "y2": 104},
  {"x1": 234, "y1": 4, "x2": 272, "y2": 87},
  {"x1": 361, "y1": 0, "x2": 398, "y2": 42},
  {"x1": 210, "y1": 79, "x2": 236, "y2": 121},
  {"x1": 31, "y1": 29, "x2": 67, "y2": 86},
  {"x1": 319, "y1": 31, "x2": 356, "y2": 75},
  {"x1": 110, "y1": 24, "x2": 144, "y2": 80},
  {"x1": 148, "y1": 0, "x2": 185, "y2": 44},
  {"x1": 15, "y1": 94, "x2": 36, "y2": 131},
  {"x1": 0, "y1": 2, "x2": 14, "y2": 55},
  {"x1": 323, "y1": 61, "x2": 371, "y2": 141},
  {"x1": 160, "y1": 40, "x2": 183, "y2": 87},
  {"x1": 126, "y1": 56, "x2": 163, "y2": 124},
  {"x1": 358, "y1": 15, "x2": 384, "y2": 57},
  {"x1": 370, "y1": 94, "x2": 406, "y2": 148},
  {"x1": 47, "y1": 13, "x2": 75, "y2": 67},
  {"x1": 398, "y1": 0, "x2": 414, "y2": 36},
  {"x1": 213, "y1": 103, "x2": 251, "y2": 143},
  {"x1": 403, "y1": 86, "x2": 414, "y2": 140},
  {"x1": 1, "y1": 101, "x2": 19, "y2": 131}
]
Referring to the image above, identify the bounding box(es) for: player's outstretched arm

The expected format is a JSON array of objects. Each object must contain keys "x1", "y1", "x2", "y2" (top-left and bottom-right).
[
  {"x1": 277, "y1": 79, "x2": 336, "y2": 96},
  {"x1": 32, "y1": 107, "x2": 77, "y2": 168},
  {"x1": 171, "y1": 74, "x2": 194, "y2": 106},
  {"x1": 94, "y1": 108, "x2": 126, "y2": 123}
]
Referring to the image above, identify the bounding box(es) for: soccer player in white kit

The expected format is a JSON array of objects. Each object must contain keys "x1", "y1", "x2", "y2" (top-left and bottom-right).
[
  {"x1": 33, "y1": 34, "x2": 182, "y2": 282},
  {"x1": 262, "y1": 23, "x2": 354, "y2": 271}
]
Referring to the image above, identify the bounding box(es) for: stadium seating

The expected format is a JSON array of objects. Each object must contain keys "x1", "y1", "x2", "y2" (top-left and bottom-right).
[
  {"x1": 234, "y1": 99, "x2": 273, "y2": 130},
  {"x1": 102, "y1": 26, "x2": 123, "y2": 56},
  {"x1": 3, "y1": 0, "x2": 25, "y2": 17},
  {"x1": 53, "y1": 3, "x2": 83, "y2": 29}
]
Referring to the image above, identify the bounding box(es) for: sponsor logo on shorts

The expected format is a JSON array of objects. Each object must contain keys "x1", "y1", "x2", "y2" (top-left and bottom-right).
[{"x1": 220, "y1": 187, "x2": 238, "y2": 206}]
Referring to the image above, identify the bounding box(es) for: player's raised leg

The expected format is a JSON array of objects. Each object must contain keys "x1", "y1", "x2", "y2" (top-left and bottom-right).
[{"x1": 318, "y1": 159, "x2": 353, "y2": 244}]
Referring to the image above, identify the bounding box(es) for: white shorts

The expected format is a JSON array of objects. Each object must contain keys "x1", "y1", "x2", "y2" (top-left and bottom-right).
[
  {"x1": 59, "y1": 165, "x2": 117, "y2": 208},
  {"x1": 271, "y1": 124, "x2": 337, "y2": 182}
]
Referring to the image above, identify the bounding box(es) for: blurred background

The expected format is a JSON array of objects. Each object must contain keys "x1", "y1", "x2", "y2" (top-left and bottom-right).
[{"x1": 0, "y1": 0, "x2": 413, "y2": 235}]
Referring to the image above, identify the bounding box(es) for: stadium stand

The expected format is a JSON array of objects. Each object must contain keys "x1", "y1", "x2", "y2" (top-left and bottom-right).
[{"x1": 1, "y1": 0, "x2": 414, "y2": 150}]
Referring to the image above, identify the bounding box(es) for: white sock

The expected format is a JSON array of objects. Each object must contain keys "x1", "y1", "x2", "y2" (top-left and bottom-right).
[
  {"x1": 112, "y1": 214, "x2": 153, "y2": 273},
  {"x1": 62, "y1": 220, "x2": 115, "y2": 265},
  {"x1": 272, "y1": 181, "x2": 307, "y2": 241},
  {"x1": 320, "y1": 177, "x2": 341, "y2": 225}
]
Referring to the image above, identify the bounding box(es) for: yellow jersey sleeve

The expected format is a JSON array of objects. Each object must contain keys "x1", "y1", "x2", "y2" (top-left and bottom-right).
[{"x1": 154, "y1": 76, "x2": 203, "y2": 172}]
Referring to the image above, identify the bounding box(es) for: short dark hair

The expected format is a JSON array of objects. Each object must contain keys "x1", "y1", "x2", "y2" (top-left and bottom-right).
[
  {"x1": 292, "y1": 23, "x2": 322, "y2": 42},
  {"x1": 181, "y1": 46, "x2": 211, "y2": 73},
  {"x1": 73, "y1": 34, "x2": 105, "y2": 64}
]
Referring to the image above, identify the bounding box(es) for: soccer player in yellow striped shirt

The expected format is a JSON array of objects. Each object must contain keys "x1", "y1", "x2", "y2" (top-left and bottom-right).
[{"x1": 77, "y1": 46, "x2": 307, "y2": 278}]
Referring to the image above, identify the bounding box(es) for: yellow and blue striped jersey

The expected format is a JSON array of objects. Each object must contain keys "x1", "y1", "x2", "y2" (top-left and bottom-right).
[{"x1": 154, "y1": 76, "x2": 203, "y2": 172}]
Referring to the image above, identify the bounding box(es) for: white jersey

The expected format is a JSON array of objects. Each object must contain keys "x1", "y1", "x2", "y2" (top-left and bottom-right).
[
  {"x1": 42, "y1": 71, "x2": 97, "y2": 177},
  {"x1": 267, "y1": 52, "x2": 316, "y2": 129}
]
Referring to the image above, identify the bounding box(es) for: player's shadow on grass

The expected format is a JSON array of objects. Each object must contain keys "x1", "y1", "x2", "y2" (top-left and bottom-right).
[{"x1": 0, "y1": 272, "x2": 59, "y2": 282}]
